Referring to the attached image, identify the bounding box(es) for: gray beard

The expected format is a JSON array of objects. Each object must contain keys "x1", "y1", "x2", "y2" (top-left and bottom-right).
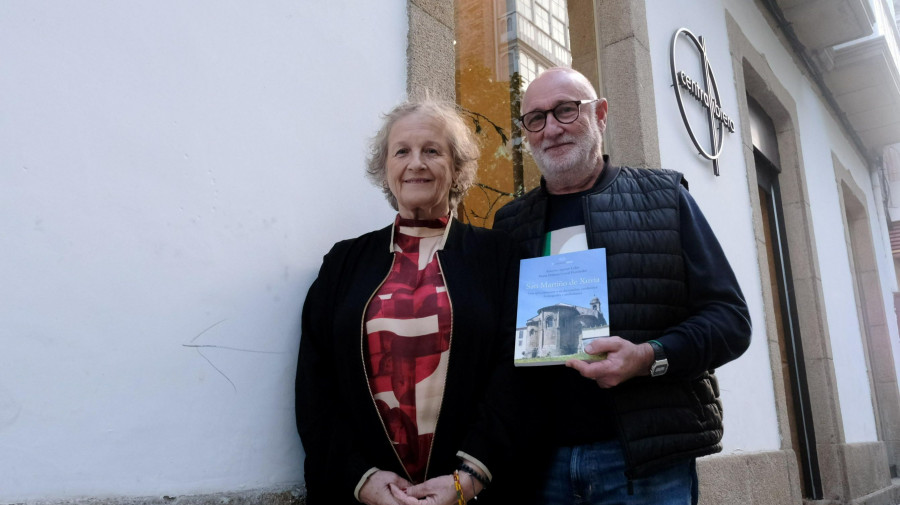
[{"x1": 532, "y1": 135, "x2": 602, "y2": 189}]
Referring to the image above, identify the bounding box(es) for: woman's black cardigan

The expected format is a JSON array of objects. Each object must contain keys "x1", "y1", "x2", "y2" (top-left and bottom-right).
[{"x1": 295, "y1": 219, "x2": 520, "y2": 504}]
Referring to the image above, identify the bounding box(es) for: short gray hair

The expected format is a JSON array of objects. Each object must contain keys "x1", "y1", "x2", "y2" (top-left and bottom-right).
[{"x1": 366, "y1": 99, "x2": 479, "y2": 212}]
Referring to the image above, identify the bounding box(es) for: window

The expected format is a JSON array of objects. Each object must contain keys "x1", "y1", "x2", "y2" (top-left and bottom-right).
[
  {"x1": 537, "y1": 31, "x2": 552, "y2": 54},
  {"x1": 535, "y1": 6, "x2": 549, "y2": 33},
  {"x1": 516, "y1": 0, "x2": 532, "y2": 19},
  {"x1": 520, "y1": 53, "x2": 537, "y2": 88},
  {"x1": 454, "y1": 0, "x2": 577, "y2": 227},
  {"x1": 519, "y1": 17, "x2": 535, "y2": 41},
  {"x1": 551, "y1": 18, "x2": 565, "y2": 45},
  {"x1": 551, "y1": 0, "x2": 566, "y2": 20}
]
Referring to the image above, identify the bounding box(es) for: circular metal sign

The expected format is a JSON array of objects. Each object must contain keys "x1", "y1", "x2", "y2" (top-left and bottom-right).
[{"x1": 670, "y1": 28, "x2": 735, "y2": 176}]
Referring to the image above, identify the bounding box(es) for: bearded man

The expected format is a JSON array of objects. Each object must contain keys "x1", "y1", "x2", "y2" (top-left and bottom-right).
[{"x1": 493, "y1": 67, "x2": 752, "y2": 505}]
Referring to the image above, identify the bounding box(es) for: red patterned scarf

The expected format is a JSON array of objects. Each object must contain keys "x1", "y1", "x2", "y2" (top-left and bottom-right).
[{"x1": 364, "y1": 215, "x2": 452, "y2": 483}]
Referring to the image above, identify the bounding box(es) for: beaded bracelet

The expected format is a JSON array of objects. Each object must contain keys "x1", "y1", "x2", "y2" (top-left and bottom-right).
[
  {"x1": 458, "y1": 463, "x2": 490, "y2": 489},
  {"x1": 453, "y1": 470, "x2": 467, "y2": 505}
]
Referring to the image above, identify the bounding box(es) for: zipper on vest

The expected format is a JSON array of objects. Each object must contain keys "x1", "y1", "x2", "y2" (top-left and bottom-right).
[
  {"x1": 581, "y1": 193, "x2": 597, "y2": 249},
  {"x1": 359, "y1": 253, "x2": 414, "y2": 483}
]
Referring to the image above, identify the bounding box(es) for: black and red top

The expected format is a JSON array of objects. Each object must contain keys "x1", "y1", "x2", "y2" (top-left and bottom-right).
[{"x1": 364, "y1": 216, "x2": 452, "y2": 482}]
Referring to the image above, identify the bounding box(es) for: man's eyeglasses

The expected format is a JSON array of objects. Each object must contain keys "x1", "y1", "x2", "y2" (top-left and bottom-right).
[{"x1": 518, "y1": 99, "x2": 600, "y2": 133}]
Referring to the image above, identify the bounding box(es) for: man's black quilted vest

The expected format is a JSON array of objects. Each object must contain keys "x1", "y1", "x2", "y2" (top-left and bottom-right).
[
  {"x1": 494, "y1": 166, "x2": 724, "y2": 477},
  {"x1": 584, "y1": 167, "x2": 689, "y2": 343}
]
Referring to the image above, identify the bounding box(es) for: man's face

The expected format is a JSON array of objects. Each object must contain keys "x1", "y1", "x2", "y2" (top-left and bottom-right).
[{"x1": 521, "y1": 71, "x2": 606, "y2": 188}]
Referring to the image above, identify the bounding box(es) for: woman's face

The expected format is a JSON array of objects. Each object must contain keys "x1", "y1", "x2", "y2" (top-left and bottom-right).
[{"x1": 385, "y1": 111, "x2": 455, "y2": 220}]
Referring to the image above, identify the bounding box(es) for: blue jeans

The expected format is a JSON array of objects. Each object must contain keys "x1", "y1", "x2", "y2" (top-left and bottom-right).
[{"x1": 533, "y1": 440, "x2": 698, "y2": 505}]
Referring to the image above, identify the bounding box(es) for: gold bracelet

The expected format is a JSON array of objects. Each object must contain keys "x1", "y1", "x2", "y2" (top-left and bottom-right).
[{"x1": 453, "y1": 470, "x2": 467, "y2": 505}]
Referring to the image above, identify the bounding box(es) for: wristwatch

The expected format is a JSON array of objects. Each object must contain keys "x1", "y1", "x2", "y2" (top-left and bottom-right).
[{"x1": 648, "y1": 340, "x2": 669, "y2": 377}]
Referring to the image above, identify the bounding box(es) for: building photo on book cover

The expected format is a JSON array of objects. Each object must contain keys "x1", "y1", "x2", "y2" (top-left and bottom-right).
[{"x1": 514, "y1": 248, "x2": 610, "y2": 366}]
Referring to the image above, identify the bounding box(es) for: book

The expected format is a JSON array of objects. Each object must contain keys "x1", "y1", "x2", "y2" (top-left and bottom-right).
[{"x1": 514, "y1": 248, "x2": 610, "y2": 366}]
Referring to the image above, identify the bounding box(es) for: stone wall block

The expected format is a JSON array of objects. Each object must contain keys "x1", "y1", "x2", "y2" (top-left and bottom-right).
[{"x1": 408, "y1": 3, "x2": 455, "y2": 101}]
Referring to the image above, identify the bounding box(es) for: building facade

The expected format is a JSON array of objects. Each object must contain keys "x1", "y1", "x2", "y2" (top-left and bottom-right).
[
  {"x1": 425, "y1": 0, "x2": 900, "y2": 504},
  {"x1": 517, "y1": 298, "x2": 608, "y2": 359},
  {"x1": 4, "y1": 1, "x2": 900, "y2": 504}
]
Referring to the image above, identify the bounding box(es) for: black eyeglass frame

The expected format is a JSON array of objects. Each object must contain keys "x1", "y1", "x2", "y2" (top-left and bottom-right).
[{"x1": 517, "y1": 99, "x2": 600, "y2": 133}]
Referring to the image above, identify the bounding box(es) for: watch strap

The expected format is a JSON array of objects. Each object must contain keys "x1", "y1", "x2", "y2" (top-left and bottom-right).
[{"x1": 649, "y1": 339, "x2": 665, "y2": 360}]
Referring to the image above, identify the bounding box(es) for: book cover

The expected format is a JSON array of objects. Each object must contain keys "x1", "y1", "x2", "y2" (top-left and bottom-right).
[{"x1": 514, "y1": 248, "x2": 610, "y2": 366}]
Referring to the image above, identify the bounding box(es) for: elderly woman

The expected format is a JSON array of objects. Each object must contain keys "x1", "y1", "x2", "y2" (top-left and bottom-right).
[{"x1": 295, "y1": 99, "x2": 519, "y2": 505}]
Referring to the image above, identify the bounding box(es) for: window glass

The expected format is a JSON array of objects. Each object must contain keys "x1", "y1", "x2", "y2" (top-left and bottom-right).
[
  {"x1": 520, "y1": 53, "x2": 536, "y2": 89},
  {"x1": 454, "y1": 0, "x2": 575, "y2": 227},
  {"x1": 520, "y1": 16, "x2": 535, "y2": 41},
  {"x1": 538, "y1": 30, "x2": 552, "y2": 54},
  {"x1": 516, "y1": 0, "x2": 532, "y2": 19},
  {"x1": 535, "y1": 6, "x2": 550, "y2": 33},
  {"x1": 551, "y1": 18, "x2": 565, "y2": 45},
  {"x1": 551, "y1": 0, "x2": 567, "y2": 20}
]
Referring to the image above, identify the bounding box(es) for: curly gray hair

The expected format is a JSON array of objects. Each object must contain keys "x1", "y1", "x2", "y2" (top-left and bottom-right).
[{"x1": 366, "y1": 99, "x2": 479, "y2": 213}]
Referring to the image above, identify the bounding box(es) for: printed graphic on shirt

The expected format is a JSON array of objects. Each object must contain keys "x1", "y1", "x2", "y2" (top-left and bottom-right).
[{"x1": 544, "y1": 224, "x2": 588, "y2": 256}]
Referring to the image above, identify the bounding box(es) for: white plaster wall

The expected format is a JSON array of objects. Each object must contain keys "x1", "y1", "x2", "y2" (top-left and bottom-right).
[
  {"x1": 799, "y1": 102, "x2": 879, "y2": 445},
  {"x1": 649, "y1": 0, "x2": 885, "y2": 447},
  {"x1": 0, "y1": 1, "x2": 406, "y2": 501},
  {"x1": 720, "y1": 0, "x2": 884, "y2": 445},
  {"x1": 646, "y1": 0, "x2": 781, "y2": 454}
]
